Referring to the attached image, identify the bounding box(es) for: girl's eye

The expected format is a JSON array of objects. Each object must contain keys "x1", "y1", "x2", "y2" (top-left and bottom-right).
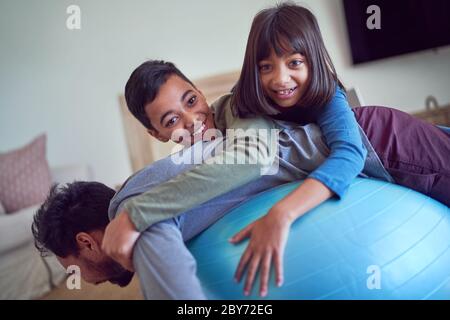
[
  {"x1": 289, "y1": 60, "x2": 303, "y2": 68},
  {"x1": 259, "y1": 64, "x2": 272, "y2": 73},
  {"x1": 165, "y1": 116, "x2": 178, "y2": 127},
  {"x1": 187, "y1": 95, "x2": 197, "y2": 106}
]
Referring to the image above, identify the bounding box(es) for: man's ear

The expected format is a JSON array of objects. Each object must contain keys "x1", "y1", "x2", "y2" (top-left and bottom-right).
[
  {"x1": 76, "y1": 232, "x2": 100, "y2": 253},
  {"x1": 147, "y1": 128, "x2": 169, "y2": 143}
]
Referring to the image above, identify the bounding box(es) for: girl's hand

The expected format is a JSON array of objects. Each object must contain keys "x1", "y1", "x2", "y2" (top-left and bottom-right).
[
  {"x1": 230, "y1": 178, "x2": 332, "y2": 297},
  {"x1": 230, "y1": 206, "x2": 293, "y2": 297},
  {"x1": 101, "y1": 210, "x2": 139, "y2": 272}
]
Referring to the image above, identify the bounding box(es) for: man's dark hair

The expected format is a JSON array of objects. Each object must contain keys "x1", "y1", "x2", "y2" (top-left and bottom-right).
[
  {"x1": 32, "y1": 181, "x2": 115, "y2": 257},
  {"x1": 124, "y1": 60, "x2": 195, "y2": 130}
]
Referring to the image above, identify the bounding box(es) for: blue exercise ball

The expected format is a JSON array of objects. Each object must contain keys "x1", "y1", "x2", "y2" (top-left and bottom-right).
[{"x1": 187, "y1": 178, "x2": 450, "y2": 299}]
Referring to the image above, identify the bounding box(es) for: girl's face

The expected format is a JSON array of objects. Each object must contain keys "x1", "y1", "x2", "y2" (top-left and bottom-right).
[{"x1": 258, "y1": 50, "x2": 309, "y2": 108}]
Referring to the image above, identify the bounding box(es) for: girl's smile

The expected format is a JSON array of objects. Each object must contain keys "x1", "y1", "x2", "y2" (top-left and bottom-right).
[{"x1": 272, "y1": 86, "x2": 298, "y2": 100}]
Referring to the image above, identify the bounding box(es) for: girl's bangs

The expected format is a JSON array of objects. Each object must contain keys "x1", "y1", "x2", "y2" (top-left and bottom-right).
[{"x1": 256, "y1": 25, "x2": 305, "y2": 62}]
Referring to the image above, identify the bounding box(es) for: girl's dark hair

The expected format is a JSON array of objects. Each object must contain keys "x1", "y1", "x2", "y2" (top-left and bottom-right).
[
  {"x1": 232, "y1": 2, "x2": 344, "y2": 117},
  {"x1": 32, "y1": 182, "x2": 115, "y2": 257},
  {"x1": 125, "y1": 60, "x2": 196, "y2": 129}
]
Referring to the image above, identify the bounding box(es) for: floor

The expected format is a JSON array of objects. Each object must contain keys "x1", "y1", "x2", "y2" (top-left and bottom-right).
[{"x1": 41, "y1": 275, "x2": 143, "y2": 300}]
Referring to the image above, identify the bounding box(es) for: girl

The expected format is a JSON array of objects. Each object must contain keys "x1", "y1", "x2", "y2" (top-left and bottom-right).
[{"x1": 230, "y1": 3, "x2": 450, "y2": 297}]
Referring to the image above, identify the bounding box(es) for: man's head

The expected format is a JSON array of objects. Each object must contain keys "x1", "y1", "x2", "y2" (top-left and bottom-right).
[
  {"x1": 125, "y1": 60, "x2": 216, "y2": 145},
  {"x1": 32, "y1": 182, "x2": 134, "y2": 287}
]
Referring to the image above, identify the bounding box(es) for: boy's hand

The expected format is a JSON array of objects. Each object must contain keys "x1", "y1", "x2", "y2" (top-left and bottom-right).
[
  {"x1": 102, "y1": 210, "x2": 140, "y2": 272},
  {"x1": 229, "y1": 207, "x2": 292, "y2": 297}
]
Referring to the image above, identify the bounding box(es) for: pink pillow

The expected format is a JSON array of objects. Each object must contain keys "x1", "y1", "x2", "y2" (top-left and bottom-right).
[{"x1": 0, "y1": 134, "x2": 52, "y2": 213}]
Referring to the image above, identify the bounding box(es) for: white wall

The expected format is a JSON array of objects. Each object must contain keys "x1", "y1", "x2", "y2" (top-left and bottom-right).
[{"x1": 1, "y1": 0, "x2": 449, "y2": 186}]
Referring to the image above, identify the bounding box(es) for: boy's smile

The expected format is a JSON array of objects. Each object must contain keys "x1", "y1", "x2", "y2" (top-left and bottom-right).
[{"x1": 144, "y1": 75, "x2": 216, "y2": 145}]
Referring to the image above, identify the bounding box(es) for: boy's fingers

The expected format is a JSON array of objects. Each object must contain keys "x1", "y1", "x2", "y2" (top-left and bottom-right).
[
  {"x1": 259, "y1": 253, "x2": 272, "y2": 297},
  {"x1": 230, "y1": 223, "x2": 253, "y2": 243},
  {"x1": 274, "y1": 251, "x2": 284, "y2": 287},
  {"x1": 244, "y1": 255, "x2": 261, "y2": 296},
  {"x1": 234, "y1": 248, "x2": 252, "y2": 282}
]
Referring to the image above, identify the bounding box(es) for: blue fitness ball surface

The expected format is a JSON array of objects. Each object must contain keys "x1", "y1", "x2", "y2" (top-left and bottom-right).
[{"x1": 187, "y1": 178, "x2": 450, "y2": 299}]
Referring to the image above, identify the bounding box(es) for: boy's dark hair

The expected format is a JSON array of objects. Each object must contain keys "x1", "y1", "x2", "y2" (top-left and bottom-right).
[
  {"x1": 232, "y1": 2, "x2": 344, "y2": 117},
  {"x1": 125, "y1": 60, "x2": 196, "y2": 130},
  {"x1": 32, "y1": 182, "x2": 115, "y2": 258}
]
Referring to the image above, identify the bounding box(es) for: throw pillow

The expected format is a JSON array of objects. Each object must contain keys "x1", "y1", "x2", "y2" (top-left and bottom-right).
[{"x1": 0, "y1": 134, "x2": 52, "y2": 213}]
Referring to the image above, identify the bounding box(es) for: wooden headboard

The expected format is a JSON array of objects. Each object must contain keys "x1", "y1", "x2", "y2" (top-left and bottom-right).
[{"x1": 119, "y1": 70, "x2": 240, "y2": 173}]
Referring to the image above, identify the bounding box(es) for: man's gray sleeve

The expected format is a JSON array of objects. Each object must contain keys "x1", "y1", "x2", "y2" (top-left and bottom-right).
[{"x1": 132, "y1": 219, "x2": 206, "y2": 300}]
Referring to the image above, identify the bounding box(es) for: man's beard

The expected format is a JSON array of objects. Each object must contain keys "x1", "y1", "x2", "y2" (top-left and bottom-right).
[
  {"x1": 88, "y1": 257, "x2": 135, "y2": 287},
  {"x1": 106, "y1": 261, "x2": 134, "y2": 287}
]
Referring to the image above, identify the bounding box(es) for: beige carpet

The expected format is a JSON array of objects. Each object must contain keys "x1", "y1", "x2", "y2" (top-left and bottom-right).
[{"x1": 41, "y1": 275, "x2": 143, "y2": 300}]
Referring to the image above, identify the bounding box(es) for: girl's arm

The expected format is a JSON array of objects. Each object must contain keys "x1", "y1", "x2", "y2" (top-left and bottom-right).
[
  {"x1": 231, "y1": 88, "x2": 364, "y2": 296},
  {"x1": 231, "y1": 178, "x2": 332, "y2": 297},
  {"x1": 310, "y1": 86, "x2": 367, "y2": 198}
]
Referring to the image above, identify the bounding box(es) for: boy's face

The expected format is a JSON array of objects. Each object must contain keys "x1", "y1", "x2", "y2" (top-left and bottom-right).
[{"x1": 145, "y1": 75, "x2": 216, "y2": 145}]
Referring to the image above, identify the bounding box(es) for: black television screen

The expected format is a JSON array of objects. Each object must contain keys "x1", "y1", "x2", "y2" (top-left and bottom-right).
[{"x1": 343, "y1": 0, "x2": 450, "y2": 64}]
